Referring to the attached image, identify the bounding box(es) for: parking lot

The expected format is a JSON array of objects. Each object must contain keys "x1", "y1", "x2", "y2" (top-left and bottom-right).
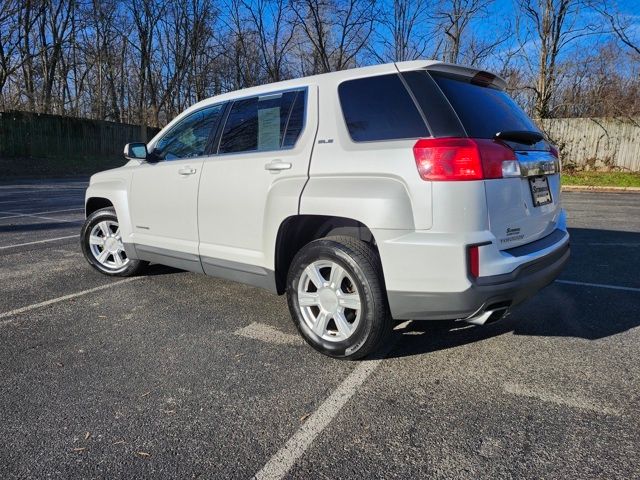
[{"x1": 0, "y1": 179, "x2": 639, "y2": 479}]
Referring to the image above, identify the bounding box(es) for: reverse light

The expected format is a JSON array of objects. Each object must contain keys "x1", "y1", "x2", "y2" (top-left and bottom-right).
[{"x1": 413, "y1": 137, "x2": 518, "y2": 181}]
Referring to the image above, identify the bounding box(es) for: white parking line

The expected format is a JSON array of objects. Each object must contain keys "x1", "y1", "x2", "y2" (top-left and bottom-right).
[
  {"x1": 0, "y1": 212, "x2": 23, "y2": 219},
  {"x1": 0, "y1": 277, "x2": 141, "y2": 325},
  {"x1": 254, "y1": 321, "x2": 409, "y2": 480},
  {"x1": 235, "y1": 322, "x2": 303, "y2": 345},
  {"x1": 0, "y1": 235, "x2": 79, "y2": 250},
  {"x1": 586, "y1": 242, "x2": 640, "y2": 247},
  {"x1": 0, "y1": 184, "x2": 86, "y2": 190},
  {"x1": 556, "y1": 279, "x2": 640, "y2": 293},
  {"x1": 504, "y1": 382, "x2": 621, "y2": 416},
  {"x1": 0, "y1": 207, "x2": 84, "y2": 217},
  {"x1": 29, "y1": 215, "x2": 82, "y2": 223},
  {"x1": 0, "y1": 211, "x2": 82, "y2": 224}
]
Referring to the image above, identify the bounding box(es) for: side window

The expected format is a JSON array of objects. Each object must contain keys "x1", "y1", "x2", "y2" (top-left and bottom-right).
[
  {"x1": 153, "y1": 104, "x2": 224, "y2": 161},
  {"x1": 218, "y1": 89, "x2": 304, "y2": 154},
  {"x1": 338, "y1": 74, "x2": 429, "y2": 142},
  {"x1": 283, "y1": 90, "x2": 306, "y2": 147}
]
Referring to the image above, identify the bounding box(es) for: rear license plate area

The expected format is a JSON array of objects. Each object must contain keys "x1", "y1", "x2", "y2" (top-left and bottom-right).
[{"x1": 529, "y1": 175, "x2": 552, "y2": 207}]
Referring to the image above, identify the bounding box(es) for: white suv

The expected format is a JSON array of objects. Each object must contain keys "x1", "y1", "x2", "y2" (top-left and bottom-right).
[{"x1": 81, "y1": 61, "x2": 569, "y2": 359}]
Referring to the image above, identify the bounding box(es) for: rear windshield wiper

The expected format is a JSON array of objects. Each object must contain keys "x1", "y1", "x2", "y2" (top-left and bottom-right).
[{"x1": 494, "y1": 130, "x2": 544, "y2": 145}]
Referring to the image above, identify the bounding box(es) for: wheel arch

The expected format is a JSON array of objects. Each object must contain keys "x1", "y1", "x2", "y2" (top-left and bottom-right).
[
  {"x1": 84, "y1": 178, "x2": 133, "y2": 243},
  {"x1": 85, "y1": 197, "x2": 114, "y2": 217},
  {"x1": 274, "y1": 214, "x2": 379, "y2": 294}
]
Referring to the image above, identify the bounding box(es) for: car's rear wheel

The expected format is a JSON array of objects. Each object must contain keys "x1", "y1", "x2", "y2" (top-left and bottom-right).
[
  {"x1": 81, "y1": 207, "x2": 147, "y2": 276},
  {"x1": 286, "y1": 236, "x2": 392, "y2": 360}
]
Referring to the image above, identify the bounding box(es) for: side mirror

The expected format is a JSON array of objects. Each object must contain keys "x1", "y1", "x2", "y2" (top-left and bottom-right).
[{"x1": 124, "y1": 142, "x2": 148, "y2": 161}]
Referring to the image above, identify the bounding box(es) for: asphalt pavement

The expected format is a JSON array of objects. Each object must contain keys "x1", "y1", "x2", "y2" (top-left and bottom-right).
[{"x1": 0, "y1": 179, "x2": 639, "y2": 479}]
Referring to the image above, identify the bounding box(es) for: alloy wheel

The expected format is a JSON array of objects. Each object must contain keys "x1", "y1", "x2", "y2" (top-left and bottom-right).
[
  {"x1": 297, "y1": 260, "x2": 362, "y2": 342},
  {"x1": 88, "y1": 220, "x2": 129, "y2": 272}
]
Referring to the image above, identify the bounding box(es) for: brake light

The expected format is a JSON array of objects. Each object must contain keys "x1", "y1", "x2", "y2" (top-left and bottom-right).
[
  {"x1": 413, "y1": 138, "x2": 519, "y2": 181},
  {"x1": 468, "y1": 245, "x2": 480, "y2": 278}
]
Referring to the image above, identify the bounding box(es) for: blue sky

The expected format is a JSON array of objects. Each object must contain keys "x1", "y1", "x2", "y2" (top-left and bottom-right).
[
  {"x1": 368, "y1": 0, "x2": 639, "y2": 71},
  {"x1": 476, "y1": 0, "x2": 640, "y2": 49}
]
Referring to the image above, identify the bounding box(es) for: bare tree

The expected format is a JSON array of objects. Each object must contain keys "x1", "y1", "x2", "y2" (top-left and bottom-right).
[
  {"x1": 128, "y1": 0, "x2": 166, "y2": 131},
  {"x1": 517, "y1": 0, "x2": 600, "y2": 118},
  {"x1": 37, "y1": 0, "x2": 75, "y2": 113},
  {"x1": 184, "y1": 0, "x2": 218, "y2": 102},
  {"x1": 0, "y1": 0, "x2": 637, "y2": 126},
  {"x1": 242, "y1": 0, "x2": 297, "y2": 82},
  {"x1": 431, "y1": 0, "x2": 492, "y2": 64},
  {"x1": 372, "y1": 0, "x2": 435, "y2": 62},
  {"x1": 16, "y1": 0, "x2": 42, "y2": 111},
  {"x1": 291, "y1": 0, "x2": 377, "y2": 74},
  {"x1": 222, "y1": 0, "x2": 264, "y2": 88},
  {"x1": 558, "y1": 41, "x2": 640, "y2": 117},
  {"x1": 0, "y1": 0, "x2": 23, "y2": 105},
  {"x1": 593, "y1": 2, "x2": 640, "y2": 56}
]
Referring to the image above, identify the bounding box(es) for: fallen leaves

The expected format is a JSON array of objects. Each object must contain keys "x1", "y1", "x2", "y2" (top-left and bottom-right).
[{"x1": 299, "y1": 412, "x2": 311, "y2": 423}]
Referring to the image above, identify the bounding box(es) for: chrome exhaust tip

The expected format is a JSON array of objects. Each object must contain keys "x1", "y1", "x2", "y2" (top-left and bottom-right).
[{"x1": 464, "y1": 307, "x2": 509, "y2": 326}]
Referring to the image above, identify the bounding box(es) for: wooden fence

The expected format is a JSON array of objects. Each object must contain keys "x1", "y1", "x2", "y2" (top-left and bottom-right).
[
  {"x1": 0, "y1": 110, "x2": 159, "y2": 160},
  {"x1": 0, "y1": 110, "x2": 638, "y2": 172},
  {"x1": 540, "y1": 117, "x2": 640, "y2": 172}
]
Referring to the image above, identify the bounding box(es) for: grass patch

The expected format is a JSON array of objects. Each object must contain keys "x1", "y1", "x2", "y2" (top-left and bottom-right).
[
  {"x1": 562, "y1": 171, "x2": 640, "y2": 188},
  {"x1": 0, "y1": 155, "x2": 127, "y2": 178}
]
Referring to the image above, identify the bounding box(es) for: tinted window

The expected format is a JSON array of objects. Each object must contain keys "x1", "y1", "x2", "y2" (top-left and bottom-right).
[
  {"x1": 153, "y1": 104, "x2": 224, "y2": 160},
  {"x1": 401, "y1": 70, "x2": 465, "y2": 138},
  {"x1": 283, "y1": 91, "x2": 305, "y2": 147},
  {"x1": 218, "y1": 90, "x2": 302, "y2": 154},
  {"x1": 338, "y1": 74, "x2": 428, "y2": 142},
  {"x1": 431, "y1": 72, "x2": 539, "y2": 139}
]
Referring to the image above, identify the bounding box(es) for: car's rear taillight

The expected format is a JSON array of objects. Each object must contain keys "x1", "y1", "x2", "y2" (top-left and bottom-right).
[
  {"x1": 413, "y1": 137, "x2": 519, "y2": 181},
  {"x1": 549, "y1": 144, "x2": 562, "y2": 173},
  {"x1": 468, "y1": 245, "x2": 480, "y2": 278}
]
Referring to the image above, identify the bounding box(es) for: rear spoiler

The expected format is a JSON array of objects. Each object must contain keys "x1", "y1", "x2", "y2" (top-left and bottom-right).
[{"x1": 394, "y1": 60, "x2": 507, "y2": 90}]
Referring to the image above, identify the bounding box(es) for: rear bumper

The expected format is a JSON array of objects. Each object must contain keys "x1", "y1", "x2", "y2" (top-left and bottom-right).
[{"x1": 387, "y1": 241, "x2": 570, "y2": 321}]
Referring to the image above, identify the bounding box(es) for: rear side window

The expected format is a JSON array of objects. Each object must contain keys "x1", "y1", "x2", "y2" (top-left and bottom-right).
[
  {"x1": 430, "y1": 72, "x2": 539, "y2": 139},
  {"x1": 218, "y1": 89, "x2": 305, "y2": 154},
  {"x1": 282, "y1": 91, "x2": 305, "y2": 147},
  {"x1": 153, "y1": 104, "x2": 224, "y2": 160},
  {"x1": 338, "y1": 74, "x2": 428, "y2": 142},
  {"x1": 401, "y1": 70, "x2": 465, "y2": 138}
]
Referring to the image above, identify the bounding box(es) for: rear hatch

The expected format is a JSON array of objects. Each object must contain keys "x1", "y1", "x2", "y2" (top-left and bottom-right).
[{"x1": 402, "y1": 66, "x2": 562, "y2": 249}]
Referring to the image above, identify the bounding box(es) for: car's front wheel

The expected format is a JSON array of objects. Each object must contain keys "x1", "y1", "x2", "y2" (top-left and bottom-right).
[
  {"x1": 80, "y1": 207, "x2": 147, "y2": 276},
  {"x1": 286, "y1": 236, "x2": 392, "y2": 360}
]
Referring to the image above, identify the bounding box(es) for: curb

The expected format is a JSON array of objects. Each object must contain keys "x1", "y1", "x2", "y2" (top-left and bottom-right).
[{"x1": 562, "y1": 185, "x2": 640, "y2": 193}]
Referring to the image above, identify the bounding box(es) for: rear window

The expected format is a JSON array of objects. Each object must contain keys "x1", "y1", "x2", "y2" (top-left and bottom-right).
[
  {"x1": 338, "y1": 74, "x2": 428, "y2": 142},
  {"x1": 431, "y1": 72, "x2": 539, "y2": 139}
]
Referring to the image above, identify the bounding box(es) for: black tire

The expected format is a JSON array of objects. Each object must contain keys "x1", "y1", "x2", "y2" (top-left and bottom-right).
[
  {"x1": 80, "y1": 207, "x2": 147, "y2": 277},
  {"x1": 286, "y1": 235, "x2": 392, "y2": 360}
]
